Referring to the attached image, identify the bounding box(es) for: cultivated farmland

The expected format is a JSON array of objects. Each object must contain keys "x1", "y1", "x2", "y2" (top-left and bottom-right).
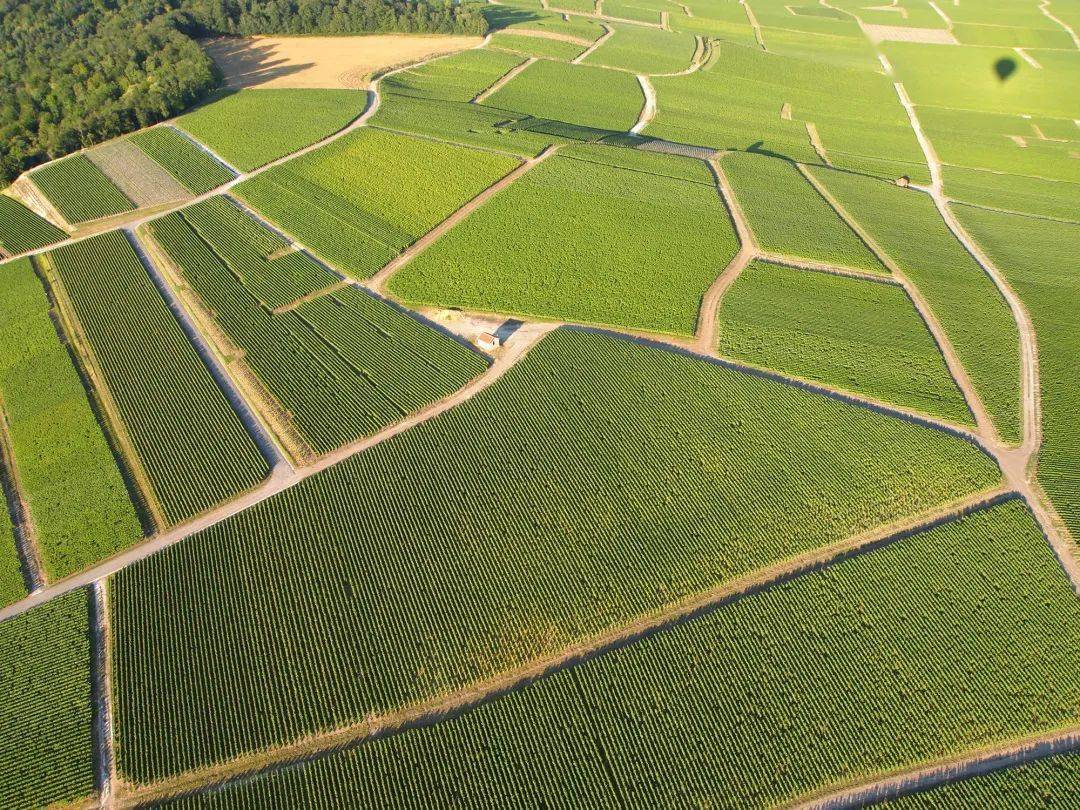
[
  {"x1": 884, "y1": 753, "x2": 1080, "y2": 807},
  {"x1": 234, "y1": 128, "x2": 520, "y2": 279},
  {"x1": 111, "y1": 329, "x2": 999, "y2": 782},
  {"x1": 131, "y1": 128, "x2": 236, "y2": 195},
  {"x1": 583, "y1": 25, "x2": 697, "y2": 74},
  {"x1": 0, "y1": 259, "x2": 142, "y2": 581},
  {"x1": 29, "y1": 155, "x2": 134, "y2": 225},
  {"x1": 0, "y1": 195, "x2": 66, "y2": 255},
  {"x1": 45, "y1": 232, "x2": 271, "y2": 525},
  {"x1": 391, "y1": 144, "x2": 739, "y2": 335},
  {"x1": 0, "y1": 590, "x2": 94, "y2": 808},
  {"x1": 718, "y1": 261, "x2": 972, "y2": 424}
]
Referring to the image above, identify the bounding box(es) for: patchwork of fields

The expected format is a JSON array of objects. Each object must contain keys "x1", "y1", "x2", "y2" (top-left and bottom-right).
[{"x1": 0, "y1": 3, "x2": 1076, "y2": 806}]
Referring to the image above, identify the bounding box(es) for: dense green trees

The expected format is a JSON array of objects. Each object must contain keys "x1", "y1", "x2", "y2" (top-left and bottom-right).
[{"x1": 0, "y1": 0, "x2": 488, "y2": 182}]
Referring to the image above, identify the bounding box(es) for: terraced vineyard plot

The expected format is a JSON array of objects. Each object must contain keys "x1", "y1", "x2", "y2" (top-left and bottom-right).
[
  {"x1": 943, "y1": 165, "x2": 1080, "y2": 223},
  {"x1": 30, "y1": 154, "x2": 134, "y2": 225},
  {"x1": 182, "y1": 197, "x2": 338, "y2": 310},
  {"x1": 0, "y1": 590, "x2": 94, "y2": 808},
  {"x1": 883, "y1": 753, "x2": 1080, "y2": 807},
  {"x1": 46, "y1": 232, "x2": 270, "y2": 525},
  {"x1": 954, "y1": 206, "x2": 1080, "y2": 539},
  {"x1": 722, "y1": 153, "x2": 887, "y2": 274},
  {"x1": 0, "y1": 259, "x2": 142, "y2": 580},
  {"x1": 131, "y1": 128, "x2": 236, "y2": 195},
  {"x1": 485, "y1": 59, "x2": 644, "y2": 132},
  {"x1": 0, "y1": 194, "x2": 65, "y2": 255},
  {"x1": 603, "y1": 0, "x2": 663, "y2": 23},
  {"x1": 234, "y1": 128, "x2": 520, "y2": 279},
  {"x1": 583, "y1": 25, "x2": 697, "y2": 74},
  {"x1": 112, "y1": 328, "x2": 1000, "y2": 782},
  {"x1": 381, "y1": 49, "x2": 527, "y2": 102},
  {"x1": 176, "y1": 89, "x2": 370, "y2": 171},
  {"x1": 156, "y1": 498, "x2": 1075, "y2": 808},
  {"x1": 719, "y1": 262, "x2": 972, "y2": 424},
  {"x1": 491, "y1": 32, "x2": 586, "y2": 60},
  {"x1": 392, "y1": 144, "x2": 738, "y2": 335},
  {"x1": 150, "y1": 207, "x2": 487, "y2": 456},
  {"x1": 813, "y1": 167, "x2": 1023, "y2": 444}
]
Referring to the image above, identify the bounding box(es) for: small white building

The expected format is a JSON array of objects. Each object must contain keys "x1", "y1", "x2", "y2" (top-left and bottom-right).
[{"x1": 476, "y1": 332, "x2": 500, "y2": 351}]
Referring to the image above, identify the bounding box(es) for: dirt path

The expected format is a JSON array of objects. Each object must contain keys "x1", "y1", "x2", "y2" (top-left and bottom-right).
[
  {"x1": 805, "y1": 122, "x2": 831, "y2": 165},
  {"x1": 472, "y1": 56, "x2": 537, "y2": 103},
  {"x1": 116, "y1": 485, "x2": 1011, "y2": 807},
  {"x1": 631, "y1": 75, "x2": 656, "y2": 133},
  {"x1": 572, "y1": 24, "x2": 614, "y2": 63},
  {"x1": 89, "y1": 581, "x2": 115, "y2": 810},
  {"x1": 742, "y1": 0, "x2": 768, "y2": 50},
  {"x1": 1040, "y1": 0, "x2": 1080, "y2": 48},
  {"x1": 648, "y1": 35, "x2": 707, "y2": 78},
  {"x1": 794, "y1": 727, "x2": 1080, "y2": 808},
  {"x1": 368, "y1": 145, "x2": 560, "y2": 294},
  {"x1": 0, "y1": 324, "x2": 554, "y2": 625}
]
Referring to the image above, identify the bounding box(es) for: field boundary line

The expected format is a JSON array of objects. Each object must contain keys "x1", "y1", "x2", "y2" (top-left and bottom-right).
[
  {"x1": 9, "y1": 175, "x2": 71, "y2": 231},
  {"x1": 90, "y1": 581, "x2": 116, "y2": 809},
  {"x1": 792, "y1": 726, "x2": 1080, "y2": 808},
  {"x1": 0, "y1": 400, "x2": 45, "y2": 592},
  {"x1": 797, "y1": 163, "x2": 995, "y2": 439},
  {"x1": 34, "y1": 254, "x2": 168, "y2": 533},
  {"x1": 115, "y1": 486, "x2": 1013, "y2": 806},
  {"x1": 0, "y1": 325, "x2": 556, "y2": 626},
  {"x1": 368, "y1": 145, "x2": 560, "y2": 294},
  {"x1": 572, "y1": 23, "x2": 614, "y2": 63},
  {"x1": 472, "y1": 56, "x2": 537, "y2": 103},
  {"x1": 742, "y1": 0, "x2": 768, "y2": 50},
  {"x1": 805, "y1": 122, "x2": 831, "y2": 165},
  {"x1": 162, "y1": 124, "x2": 242, "y2": 177},
  {"x1": 631, "y1": 75, "x2": 656, "y2": 133},
  {"x1": 1039, "y1": 0, "x2": 1080, "y2": 47},
  {"x1": 759, "y1": 252, "x2": 899, "y2": 284}
]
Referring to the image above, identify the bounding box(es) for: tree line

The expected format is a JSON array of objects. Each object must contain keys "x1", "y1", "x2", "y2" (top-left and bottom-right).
[{"x1": 0, "y1": 0, "x2": 489, "y2": 183}]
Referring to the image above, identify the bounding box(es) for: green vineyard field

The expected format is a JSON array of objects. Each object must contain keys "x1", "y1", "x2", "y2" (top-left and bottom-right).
[
  {"x1": 30, "y1": 155, "x2": 134, "y2": 224},
  {"x1": 0, "y1": 195, "x2": 65, "y2": 255},
  {"x1": 131, "y1": 128, "x2": 235, "y2": 195}
]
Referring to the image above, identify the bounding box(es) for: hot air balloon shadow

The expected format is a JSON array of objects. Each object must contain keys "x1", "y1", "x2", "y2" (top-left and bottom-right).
[{"x1": 994, "y1": 57, "x2": 1017, "y2": 82}]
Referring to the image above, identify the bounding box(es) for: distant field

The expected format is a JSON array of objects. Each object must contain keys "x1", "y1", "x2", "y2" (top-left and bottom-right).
[
  {"x1": 176, "y1": 89, "x2": 370, "y2": 171},
  {"x1": 955, "y1": 206, "x2": 1080, "y2": 540},
  {"x1": 160, "y1": 498, "x2": 1080, "y2": 806},
  {"x1": 391, "y1": 144, "x2": 739, "y2": 335},
  {"x1": 46, "y1": 232, "x2": 271, "y2": 525},
  {"x1": 234, "y1": 127, "x2": 520, "y2": 279},
  {"x1": 943, "y1": 165, "x2": 1080, "y2": 222},
  {"x1": 719, "y1": 261, "x2": 972, "y2": 424},
  {"x1": 30, "y1": 155, "x2": 134, "y2": 225},
  {"x1": 205, "y1": 35, "x2": 481, "y2": 89},
  {"x1": 0, "y1": 590, "x2": 93, "y2": 808},
  {"x1": 381, "y1": 48, "x2": 527, "y2": 102},
  {"x1": 112, "y1": 328, "x2": 999, "y2": 782},
  {"x1": 150, "y1": 200, "x2": 488, "y2": 456},
  {"x1": 722, "y1": 153, "x2": 887, "y2": 274},
  {"x1": 0, "y1": 259, "x2": 142, "y2": 581},
  {"x1": 583, "y1": 25, "x2": 697, "y2": 74},
  {"x1": 490, "y1": 31, "x2": 586, "y2": 60},
  {"x1": 0, "y1": 195, "x2": 66, "y2": 255},
  {"x1": 130, "y1": 128, "x2": 235, "y2": 195}
]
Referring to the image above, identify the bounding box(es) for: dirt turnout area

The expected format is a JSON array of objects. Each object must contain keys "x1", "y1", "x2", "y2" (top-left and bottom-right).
[
  {"x1": 861, "y1": 23, "x2": 958, "y2": 44},
  {"x1": 205, "y1": 35, "x2": 482, "y2": 89}
]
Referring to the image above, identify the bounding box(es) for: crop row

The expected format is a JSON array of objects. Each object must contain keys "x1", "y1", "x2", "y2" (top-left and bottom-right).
[
  {"x1": 47, "y1": 231, "x2": 270, "y2": 525},
  {"x1": 0, "y1": 589, "x2": 94, "y2": 808},
  {"x1": 0, "y1": 195, "x2": 65, "y2": 255},
  {"x1": 30, "y1": 154, "x2": 134, "y2": 225},
  {"x1": 159, "y1": 497, "x2": 1080, "y2": 807},
  {"x1": 130, "y1": 128, "x2": 235, "y2": 195},
  {"x1": 383, "y1": 48, "x2": 528, "y2": 103},
  {"x1": 110, "y1": 328, "x2": 1000, "y2": 783},
  {"x1": 0, "y1": 258, "x2": 142, "y2": 582},
  {"x1": 150, "y1": 203, "x2": 487, "y2": 455}
]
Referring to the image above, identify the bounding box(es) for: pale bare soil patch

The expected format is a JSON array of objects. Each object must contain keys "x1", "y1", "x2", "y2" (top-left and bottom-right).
[
  {"x1": 862, "y1": 23, "x2": 958, "y2": 43},
  {"x1": 204, "y1": 35, "x2": 482, "y2": 89},
  {"x1": 86, "y1": 140, "x2": 191, "y2": 208}
]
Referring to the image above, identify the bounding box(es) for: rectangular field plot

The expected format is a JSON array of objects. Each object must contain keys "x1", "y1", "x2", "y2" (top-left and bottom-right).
[
  {"x1": 721, "y1": 153, "x2": 888, "y2": 274},
  {"x1": 0, "y1": 259, "x2": 142, "y2": 581},
  {"x1": 390, "y1": 144, "x2": 739, "y2": 335},
  {"x1": 111, "y1": 328, "x2": 1000, "y2": 782},
  {"x1": 485, "y1": 58, "x2": 644, "y2": 132},
  {"x1": 0, "y1": 590, "x2": 94, "y2": 808},
  {"x1": 130, "y1": 127, "x2": 236, "y2": 195},
  {"x1": 29, "y1": 154, "x2": 134, "y2": 225},
  {"x1": 175, "y1": 89, "x2": 370, "y2": 171},
  {"x1": 490, "y1": 32, "x2": 586, "y2": 61},
  {"x1": 381, "y1": 48, "x2": 528, "y2": 103},
  {"x1": 486, "y1": 6, "x2": 606, "y2": 39},
  {"x1": 234, "y1": 127, "x2": 520, "y2": 279},
  {"x1": 813, "y1": 167, "x2": 1023, "y2": 445},
  {"x1": 0, "y1": 195, "x2": 66, "y2": 255},
  {"x1": 719, "y1": 261, "x2": 972, "y2": 424},
  {"x1": 45, "y1": 232, "x2": 270, "y2": 526},
  {"x1": 955, "y1": 206, "x2": 1080, "y2": 540},
  {"x1": 603, "y1": 0, "x2": 664, "y2": 23},
  {"x1": 149, "y1": 201, "x2": 488, "y2": 457},
  {"x1": 84, "y1": 139, "x2": 191, "y2": 209},
  {"x1": 582, "y1": 26, "x2": 697, "y2": 74},
  {"x1": 943, "y1": 165, "x2": 1080, "y2": 222},
  {"x1": 163, "y1": 500, "x2": 1080, "y2": 808}
]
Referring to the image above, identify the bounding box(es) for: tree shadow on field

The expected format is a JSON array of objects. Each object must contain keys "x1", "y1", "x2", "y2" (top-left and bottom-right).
[
  {"x1": 202, "y1": 37, "x2": 315, "y2": 89},
  {"x1": 482, "y1": 6, "x2": 548, "y2": 31}
]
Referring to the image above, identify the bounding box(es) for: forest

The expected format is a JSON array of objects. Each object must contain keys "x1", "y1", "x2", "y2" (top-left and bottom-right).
[{"x1": 0, "y1": 0, "x2": 489, "y2": 183}]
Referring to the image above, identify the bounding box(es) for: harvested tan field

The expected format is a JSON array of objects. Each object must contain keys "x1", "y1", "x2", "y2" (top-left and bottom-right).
[
  {"x1": 86, "y1": 139, "x2": 191, "y2": 208},
  {"x1": 204, "y1": 34, "x2": 482, "y2": 89},
  {"x1": 862, "y1": 23, "x2": 958, "y2": 43}
]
